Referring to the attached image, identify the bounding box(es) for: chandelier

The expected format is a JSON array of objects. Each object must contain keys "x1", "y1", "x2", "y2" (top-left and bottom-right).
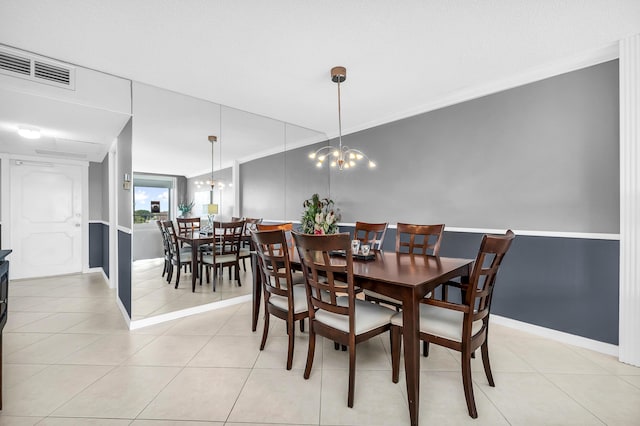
[{"x1": 309, "y1": 66, "x2": 375, "y2": 170}]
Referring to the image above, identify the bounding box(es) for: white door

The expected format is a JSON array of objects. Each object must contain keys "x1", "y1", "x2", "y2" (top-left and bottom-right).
[{"x1": 10, "y1": 160, "x2": 83, "y2": 279}]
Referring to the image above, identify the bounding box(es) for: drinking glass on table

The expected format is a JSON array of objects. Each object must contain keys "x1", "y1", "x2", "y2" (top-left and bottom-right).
[
  {"x1": 361, "y1": 244, "x2": 371, "y2": 256},
  {"x1": 351, "y1": 239, "x2": 361, "y2": 254}
]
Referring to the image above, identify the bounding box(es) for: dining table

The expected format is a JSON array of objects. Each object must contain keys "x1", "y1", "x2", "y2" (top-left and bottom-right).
[
  {"x1": 176, "y1": 231, "x2": 217, "y2": 292},
  {"x1": 251, "y1": 249, "x2": 473, "y2": 426}
]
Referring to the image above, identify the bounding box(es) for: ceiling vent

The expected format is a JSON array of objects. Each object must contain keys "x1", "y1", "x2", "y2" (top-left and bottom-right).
[{"x1": 0, "y1": 48, "x2": 75, "y2": 90}]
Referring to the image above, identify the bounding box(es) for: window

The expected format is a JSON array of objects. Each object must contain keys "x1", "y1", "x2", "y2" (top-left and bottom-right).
[{"x1": 133, "y1": 175, "x2": 174, "y2": 224}]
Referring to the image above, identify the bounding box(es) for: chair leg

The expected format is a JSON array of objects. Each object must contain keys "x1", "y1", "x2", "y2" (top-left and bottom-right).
[
  {"x1": 299, "y1": 318, "x2": 305, "y2": 332},
  {"x1": 242, "y1": 257, "x2": 247, "y2": 271},
  {"x1": 347, "y1": 343, "x2": 356, "y2": 408},
  {"x1": 461, "y1": 349, "x2": 478, "y2": 418},
  {"x1": 259, "y1": 308, "x2": 270, "y2": 351},
  {"x1": 167, "y1": 264, "x2": 173, "y2": 283},
  {"x1": 236, "y1": 263, "x2": 242, "y2": 286},
  {"x1": 286, "y1": 318, "x2": 295, "y2": 370},
  {"x1": 334, "y1": 342, "x2": 340, "y2": 350},
  {"x1": 391, "y1": 325, "x2": 401, "y2": 383},
  {"x1": 422, "y1": 341, "x2": 429, "y2": 357},
  {"x1": 304, "y1": 326, "x2": 316, "y2": 380},
  {"x1": 174, "y1": 266, "x2": 181, "y2": 289},
  {"x1": 481, "y1": 341, "x2": 495, "y2": 386}
]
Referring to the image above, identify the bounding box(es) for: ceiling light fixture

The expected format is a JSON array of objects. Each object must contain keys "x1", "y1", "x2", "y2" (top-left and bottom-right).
[
  {"x1": 309, "y1": 66, "x2": 375, "y2": 170},
  {"x1": 18, "y1": 126, "x2": 41, "y2": 139}
]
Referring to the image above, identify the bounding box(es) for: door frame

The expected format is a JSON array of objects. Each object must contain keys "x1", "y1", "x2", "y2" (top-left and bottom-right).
[{"x1": 2, "y1": 153, "x2": 88, "y2": 277}]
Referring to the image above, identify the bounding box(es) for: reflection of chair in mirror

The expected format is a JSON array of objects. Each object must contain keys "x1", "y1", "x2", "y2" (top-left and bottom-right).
[
  {"x1": 390, "y1": 230, "x2": 515, "y2": 419},
  {"x1": 199, "y1": 220, "x2": 245, "y2": 290},
  {"x1": 160, "y1": 220, "x2": 193, "y2": 288},
  {"x1": 253, "y1": 229, "x2": 308, "y2": 370},
  {"x1": 240, "y1": 217, "x2": 263, "y2": 271},
  {"x1": 353, "y1": 221, "x2": 388, "y2": 250},
  {"x1": 177, "y1": 217, "x2": 201, "y2": 235},
  {"x1": 156, "y1": 220, "x2": 170, "y2": 278},
  {"x1": 365, "y1": 223, "x2": 445, "y2": 311},
  {"x1": 293, "y1": 232, "x2": 394, "y2": 408}
]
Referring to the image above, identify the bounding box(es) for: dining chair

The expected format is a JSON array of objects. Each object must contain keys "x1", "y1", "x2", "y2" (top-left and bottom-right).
[
  {"x1": 364, "y1": 223, "x2": 445, "y2": 310},
  {"x1": 252, "y1": 229, "x2": 309, "y2": 370},
  {"x1": 160, "y1": 220, "x2": 193, "y2": 288},
  {"x1": 199, "y1": 220, "x2": 245, "y2": 290},
  {"x1": 176, "y1": 217, "x2": 201, "y2": 236},
  {"x1": 240, "y1": 217, "x2": 263, "y2": 271},
  {"x1": 156, "y1": 220, "x2": 170, "y2": 278},
  {"x1": 353, "y1": 221, "x2": 388, "y2": 250},
  {"x1": 390, "y1": 229, "x2": 515, "y2": 418},
  {"x1": 257, "y1": 223, "x2": 302, "y2": 277},
  {"x1": 292, "y1": 231, "x2": 395, "y2": 408}
]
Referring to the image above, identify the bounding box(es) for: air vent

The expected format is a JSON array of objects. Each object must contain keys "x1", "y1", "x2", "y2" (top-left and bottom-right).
[
  {"x1": 35, "y1": 149, "x2": 87, "y2": 159},
  {"x1": 0, "y1": 48, "x2": 75, "y2": 90},
  {"x1": 0, "y1": 51, "x2": 31, "y2": 75},
  {"x1": 34, "y1": 61, "x2": 71, "y2": 85}
]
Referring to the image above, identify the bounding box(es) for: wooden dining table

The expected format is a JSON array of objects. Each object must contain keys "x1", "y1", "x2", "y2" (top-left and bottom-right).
[
  {"x1": 176, "y1": 232, "x2": 217, "y2": 292},
  {"x1": 251, "y1": 249, "x2": 473, "y2": 426}
]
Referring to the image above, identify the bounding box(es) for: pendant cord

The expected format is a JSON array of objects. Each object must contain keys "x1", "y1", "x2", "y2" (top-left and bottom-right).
[{"x1": 337, "y1": 78, "x2": 342, "y2": 152}]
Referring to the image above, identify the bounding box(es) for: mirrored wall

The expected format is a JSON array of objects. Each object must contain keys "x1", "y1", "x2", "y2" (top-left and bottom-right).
[{"x1": 130, "y1": 82, "x2": 327, "y2": 321}]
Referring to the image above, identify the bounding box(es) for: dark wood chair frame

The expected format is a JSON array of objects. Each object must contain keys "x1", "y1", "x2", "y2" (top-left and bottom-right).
[
  {"x1": 252, "y1": 229, "x2": 308, "y2": 370},
  {"x1": 160, "y1": 220, "x2": 193, "y2": 288},
  {"x1": 353, "y1": 221, "x2": 388, "y2": 250},
  {"x1": 365, "y1": 223, "x2": 445, "y2": 310},
  {"x1": 156, "y1": 220, "x2": 170, "y2": 278},
  {"x1": 293, "y1": 231, "x2": 392, "y2": 408},
  {"x1": 240, "y1": 217, "x2": 263, "y2": 271},
  {"x1": 199, "y1": 220, "x2": 245, "y2": 290},
  {"x1": 390, "y1": 230, "x2": 515, "y2": 418}
]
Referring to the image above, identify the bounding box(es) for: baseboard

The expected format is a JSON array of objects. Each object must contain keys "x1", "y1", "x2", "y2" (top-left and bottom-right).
[
  {"x1": 86, "y1": 267, "x2": 110, "y2": 286},
  {"x1": 129, "y1": 294, "x2": 253, "y2": 330},
  {"x1": 116, "y1": 298, "x2": 131, "y2": 328},
  {"x1": 490, "y1": 314, "x2": 618, "y2": 357}
]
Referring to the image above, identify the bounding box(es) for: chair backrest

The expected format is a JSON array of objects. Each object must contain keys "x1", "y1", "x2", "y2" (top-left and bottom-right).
[
  {"x1": 160, "y1": 220, "x2": 181, "y2": 261},
  {"x1": 256, "y1": 222, "x2": 293, "y2": 231},
  {"x1": 466, "y1": 230, "x2": 515, "y2": 327},
  {"x1": 293, "y1": 232, "x2": 355, "y2": 325},
  {"x1": 395, "y1": 223, "x2": 445, "y2": 255},
  {"x1": 257, "y1": 222, "x2": 294, "y2": 246},
  {"x1": 156, "y1": 220, "x2": 170, "y2": 256},
  {"x1": 252, "y1": 229, "x2": 295, "y2": 302},
  {"x1": 214, "y1": 220, "x2": 245, "y2": 256},
  {"x1": 243, "y1": 217, "x2": 263, "y2": 236},
  {"x1": 176, "y1": 217, "x2": 200, "y2": 236},
  {"x1": 354, "y1": 221, "x2": 388, "y2": 250}
]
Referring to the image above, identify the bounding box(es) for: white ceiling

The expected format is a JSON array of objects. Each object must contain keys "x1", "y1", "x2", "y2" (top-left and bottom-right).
[{"x1": 1, "y1": 0, "x2": 640, "y2": 168}]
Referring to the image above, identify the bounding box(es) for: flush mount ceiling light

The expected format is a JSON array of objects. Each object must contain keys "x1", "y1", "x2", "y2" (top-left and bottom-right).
[
  {"x1": 309, "y1": 66, "x2": 375, "y2": 170},
  {"x1": 18, "y1": 126, "x2": 41, "y2": 139}
]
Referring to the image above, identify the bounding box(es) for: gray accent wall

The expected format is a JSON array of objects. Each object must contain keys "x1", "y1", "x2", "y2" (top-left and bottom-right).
[
  {"x1": 101, "y1": 154, "x2": 109, "y2": 222},
  {"x1": 240, "y1": 141, "x2": 331, "y2": 221},
  {"x1": 329, "y1": 60, "x2": 619, "y2": 232},
  {"x1": 88, "y1": 161, "x2": 103, "y2": 221},
  {"x1": 117, "y1": 118, "x2": 133, "y2": 229},
  {"x1": 242, "y1": 61, "x2": 619, "y2": 233},
  {"x1": 118, "y1": 230, "x2": 131, "y2": 317}
]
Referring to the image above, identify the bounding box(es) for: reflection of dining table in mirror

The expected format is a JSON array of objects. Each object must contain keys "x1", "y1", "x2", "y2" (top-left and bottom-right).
[
  {"x1": 251, "y1": 249, "x2": 472, "y2": 426},
  {"x1": 176, "y1": 231, "x2": 217, "y2": 292}
]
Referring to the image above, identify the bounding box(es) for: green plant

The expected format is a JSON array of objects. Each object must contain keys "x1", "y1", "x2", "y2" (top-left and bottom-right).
[
  {"x1": 301, "y1": 193, "x2": 341, "y2": 234},
  {"x1": 178, "y1": 200, "x2": 194, "y2": 215}
]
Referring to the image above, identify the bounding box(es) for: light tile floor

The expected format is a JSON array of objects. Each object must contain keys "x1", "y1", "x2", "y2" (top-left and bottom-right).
[
  {"x1": 131, "y1": 258, "x2": 253, "y2": 320},
  {"x1": 2, "y1": 272, "x2": 640, "y2": 425}
]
